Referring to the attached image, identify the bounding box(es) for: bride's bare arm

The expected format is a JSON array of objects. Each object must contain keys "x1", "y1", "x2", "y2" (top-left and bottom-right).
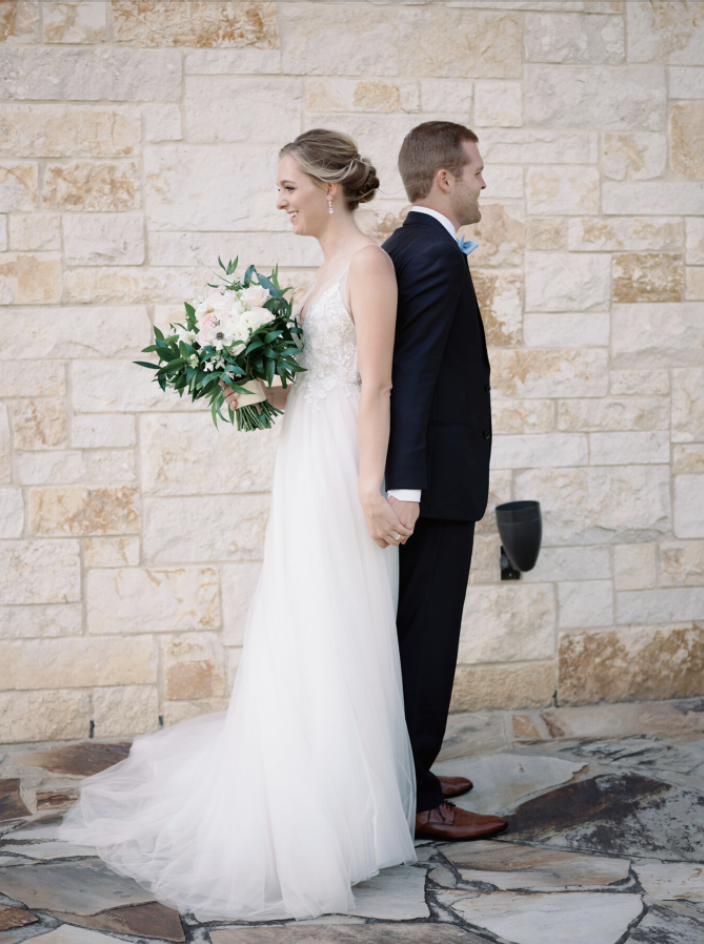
[{"x1": 351, "y1": 246, "x2": 412, "y2": 549}]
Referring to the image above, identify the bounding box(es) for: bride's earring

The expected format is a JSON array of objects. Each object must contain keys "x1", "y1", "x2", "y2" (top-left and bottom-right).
[{"x1": 328, "y1": 199, "x2": 334, "y2": 215}]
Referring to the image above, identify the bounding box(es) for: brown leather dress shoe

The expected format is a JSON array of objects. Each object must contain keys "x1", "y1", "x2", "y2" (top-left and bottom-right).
[
  {"x1": 415, "y1": 801, "x2": 507, "y2": 841},
  {"x1": 439, "y1": 775, "x2": 473, "y2": 799}
]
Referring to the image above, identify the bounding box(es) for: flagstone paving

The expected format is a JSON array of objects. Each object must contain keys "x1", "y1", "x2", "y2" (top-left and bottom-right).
[{"x1": 0, "y1": 697, "x2": 703, "y2": 944}]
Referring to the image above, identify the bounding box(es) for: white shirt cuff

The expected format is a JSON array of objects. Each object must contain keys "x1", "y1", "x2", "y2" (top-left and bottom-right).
[{"x1": 387, "y1": 489, "x2": 421, "y2": 502}]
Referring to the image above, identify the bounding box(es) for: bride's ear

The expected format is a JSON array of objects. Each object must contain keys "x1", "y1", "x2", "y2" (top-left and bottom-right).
[{"x1": 326, "y1": 182, "x2": 338, "y2": 202}]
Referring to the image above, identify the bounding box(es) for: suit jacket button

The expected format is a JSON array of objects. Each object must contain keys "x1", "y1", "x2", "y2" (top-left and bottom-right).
[
  {"x1": 485, "y1": 384, "x2": 491, "y2": 393},
  {"x1": 483, "y1": 430, "x2": 491, "y2": 440}
]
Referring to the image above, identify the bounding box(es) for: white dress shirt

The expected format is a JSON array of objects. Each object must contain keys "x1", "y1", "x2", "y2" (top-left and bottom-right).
[
  {"x1": 387, "y1": 206, "x2": 472, "y2": 504},
  {"x1": 407, "y1": 205, "x2": 458, "y2": 240}
]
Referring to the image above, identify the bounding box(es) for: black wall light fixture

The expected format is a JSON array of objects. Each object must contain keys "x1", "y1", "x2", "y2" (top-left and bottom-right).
[{"x1": 495, "y1": 501, "x2": 542, "y2": 581}]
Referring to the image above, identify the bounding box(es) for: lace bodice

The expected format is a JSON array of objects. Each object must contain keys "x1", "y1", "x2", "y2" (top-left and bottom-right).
[{"x1": 294, "y1": 269, "x2": 360, "y2": 408}]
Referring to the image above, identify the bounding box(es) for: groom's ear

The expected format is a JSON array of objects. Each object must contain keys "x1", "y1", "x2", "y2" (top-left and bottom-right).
[{"x1": 435, "y1": 168, "x2": 452, "y2": 194}]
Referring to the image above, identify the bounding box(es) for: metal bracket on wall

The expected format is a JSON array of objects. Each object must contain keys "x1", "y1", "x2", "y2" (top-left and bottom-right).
[{"x1": 500, "y1": 545, "x2": 521, "y2": 581}]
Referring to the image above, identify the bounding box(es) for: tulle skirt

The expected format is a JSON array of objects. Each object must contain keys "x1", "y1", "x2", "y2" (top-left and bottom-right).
[{"x1": 58, "y1": 382, "x2": 417, "y2": 921}]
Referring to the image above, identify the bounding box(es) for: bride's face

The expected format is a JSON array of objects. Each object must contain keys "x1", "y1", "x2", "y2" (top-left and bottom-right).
[{"x1": 276, "y1": 155, "x2": 328, "y2": 237}]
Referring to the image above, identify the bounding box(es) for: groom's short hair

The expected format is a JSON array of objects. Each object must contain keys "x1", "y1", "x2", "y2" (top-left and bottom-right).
[{"x1": 398, "y1": 121, "x2": 478, "y2": 203}]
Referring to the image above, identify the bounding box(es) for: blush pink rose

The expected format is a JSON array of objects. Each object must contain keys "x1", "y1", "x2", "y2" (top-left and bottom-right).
[
  {"x1": 240, "y1": 284, "x2": 271, "y2": 308},
  {"x1": 197, "y1": 325, "x2": 216, "y2": 347},
  {"x1": 198, "y1": 312, "x2": 218, "y2": 329}
]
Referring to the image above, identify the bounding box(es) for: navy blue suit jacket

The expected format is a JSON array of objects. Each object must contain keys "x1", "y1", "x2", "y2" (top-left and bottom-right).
[{"x1": 383, "y1": 212, "x2": 492, "y2": 521}]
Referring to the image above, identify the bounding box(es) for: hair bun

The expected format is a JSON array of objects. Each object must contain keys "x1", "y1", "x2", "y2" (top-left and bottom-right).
[
  {"x1": 279, "y1": 130, "x2": 380, "y2": 211},
  {"x1": 354, "y1": 157, "x2": 380, "y2": 207}
]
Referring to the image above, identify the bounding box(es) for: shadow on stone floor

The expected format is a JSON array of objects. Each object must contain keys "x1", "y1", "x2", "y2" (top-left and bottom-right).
[{"x1": 0, "y1": 697, "x2": 702, "y2": 944}]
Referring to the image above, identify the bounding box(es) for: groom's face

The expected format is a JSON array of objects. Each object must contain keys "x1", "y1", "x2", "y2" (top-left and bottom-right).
[{"x1": 448, "y1": 141, "x2": 486, "y2": 227}]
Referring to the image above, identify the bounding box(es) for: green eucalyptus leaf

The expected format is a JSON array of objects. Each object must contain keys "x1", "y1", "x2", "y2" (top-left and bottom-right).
[
  {"x1": 255, "y1": 272, "x2": 282, "y2": 300},
  {"x1": 243, "y1": 263, "x2": 256, "y2": 288}
]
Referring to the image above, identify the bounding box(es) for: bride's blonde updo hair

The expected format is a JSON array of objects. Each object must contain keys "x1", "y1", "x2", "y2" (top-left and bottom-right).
[{"x1": 279, "y1": 129, "x2": 380, "y2": 211}]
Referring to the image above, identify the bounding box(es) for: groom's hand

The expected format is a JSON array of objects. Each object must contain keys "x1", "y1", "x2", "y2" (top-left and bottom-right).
[{"x1": 387, "y1": 497, "x2": 420, "y2": 543}]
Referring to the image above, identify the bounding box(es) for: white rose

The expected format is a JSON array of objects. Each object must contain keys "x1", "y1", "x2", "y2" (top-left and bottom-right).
[
  {"x1": 239, "y1": 312, "x2": 259, "y2": 335},
  {"x1": 195, "y1": 292, "x2": 228, "y2": 320},
  {"x1": 250, "y1": 306, "x2": 275, "y2": 329},
  {"x1": 240, "y1": 284, "x2": 272, "y2": 309},
  {"x1": 217, "y1": 309, "x2": 239, "y2": 329}
]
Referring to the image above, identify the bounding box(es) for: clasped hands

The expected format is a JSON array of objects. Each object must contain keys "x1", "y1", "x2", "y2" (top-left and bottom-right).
[
  {"x1": 220, "y1": 379, "x2": 419, "y2": 549},
  {"x1": 364, "y1": 495, "x2": 420, "y2": 549}
]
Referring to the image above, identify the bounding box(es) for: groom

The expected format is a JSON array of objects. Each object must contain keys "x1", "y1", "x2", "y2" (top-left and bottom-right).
[{"x1": 383, "y1": 122, "x2": 506, "y2": 841}]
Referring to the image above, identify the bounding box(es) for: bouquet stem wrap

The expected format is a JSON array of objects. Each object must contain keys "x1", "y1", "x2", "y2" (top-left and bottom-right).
[{"x1": 236, "y1": 379, "x2": 267, "y2": 409}]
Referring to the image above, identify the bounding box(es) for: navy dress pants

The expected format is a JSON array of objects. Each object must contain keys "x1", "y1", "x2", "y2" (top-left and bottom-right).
[{"x1": 397, "y1": 516, "x2": 475, "y2": 813}]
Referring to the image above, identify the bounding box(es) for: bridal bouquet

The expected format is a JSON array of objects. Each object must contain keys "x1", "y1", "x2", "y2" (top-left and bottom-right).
[{"x1": 135, "y1": 258, "x2": 304, "y2": 431}]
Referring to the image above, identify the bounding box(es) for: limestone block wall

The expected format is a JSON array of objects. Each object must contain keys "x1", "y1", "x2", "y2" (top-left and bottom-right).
[{"x1": 1, "y1": 0, "x2": 703, "y2": 743}]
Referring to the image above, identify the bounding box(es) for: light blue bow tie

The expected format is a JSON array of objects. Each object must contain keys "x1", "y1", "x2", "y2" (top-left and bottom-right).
[{"x1": 457, "y1": 234, "x2": 478, "y2": 255}]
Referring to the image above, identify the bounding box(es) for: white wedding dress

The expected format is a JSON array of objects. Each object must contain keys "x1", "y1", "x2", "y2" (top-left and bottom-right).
[{"x1": 58, "y1": 259, "x2": 417, "y2": 921}]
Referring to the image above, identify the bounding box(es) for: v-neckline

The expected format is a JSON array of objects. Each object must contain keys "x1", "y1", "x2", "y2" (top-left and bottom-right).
[
  {"x1": 298, "y1": 262, "x2": 351, "y2": 325},
  {"x1": 297, "y1": 244, "x2": 388, "y2": 325}
]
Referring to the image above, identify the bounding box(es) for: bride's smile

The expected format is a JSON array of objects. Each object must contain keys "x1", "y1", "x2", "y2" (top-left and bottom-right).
[{"x1": 276, "y1": 152, "x2": 335, "y2": 238}]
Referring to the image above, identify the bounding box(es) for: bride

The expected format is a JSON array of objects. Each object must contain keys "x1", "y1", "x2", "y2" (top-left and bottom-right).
[{"x1": 58, "y1": 129, "x2": 418, "y2": 921}]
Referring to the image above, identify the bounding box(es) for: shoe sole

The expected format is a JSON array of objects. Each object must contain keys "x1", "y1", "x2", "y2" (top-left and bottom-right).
[
  {"x1": 415, "y1": 820, "x2": 508, "y2": 842},
  {"x1": 441, "y1": 785, "x2": 474, "y2": 799}
]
